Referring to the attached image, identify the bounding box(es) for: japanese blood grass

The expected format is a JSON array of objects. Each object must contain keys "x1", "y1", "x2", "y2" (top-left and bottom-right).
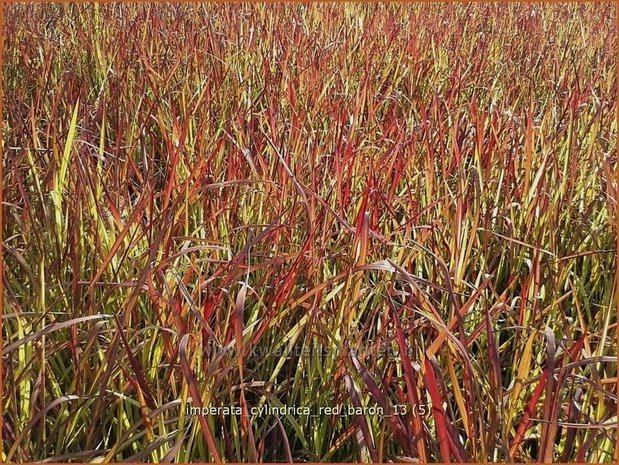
[{"x1": 2, "y1": 2, "x2": 617, "y2": 462}]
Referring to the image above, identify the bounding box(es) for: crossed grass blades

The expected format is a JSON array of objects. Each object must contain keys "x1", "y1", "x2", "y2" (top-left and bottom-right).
[{"x1": 2, "y1": 2, "x2": 617, "y2": 463}]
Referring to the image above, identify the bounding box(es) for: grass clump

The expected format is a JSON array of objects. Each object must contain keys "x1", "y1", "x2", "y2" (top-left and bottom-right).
[{"x1": 2, "y1": 3, "x2": 617, "y2": 462}]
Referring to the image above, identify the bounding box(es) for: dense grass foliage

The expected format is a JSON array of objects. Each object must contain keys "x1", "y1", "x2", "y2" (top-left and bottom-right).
[{"x1": 2, "y1": 3, "x2": 617, "y2": 462}]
